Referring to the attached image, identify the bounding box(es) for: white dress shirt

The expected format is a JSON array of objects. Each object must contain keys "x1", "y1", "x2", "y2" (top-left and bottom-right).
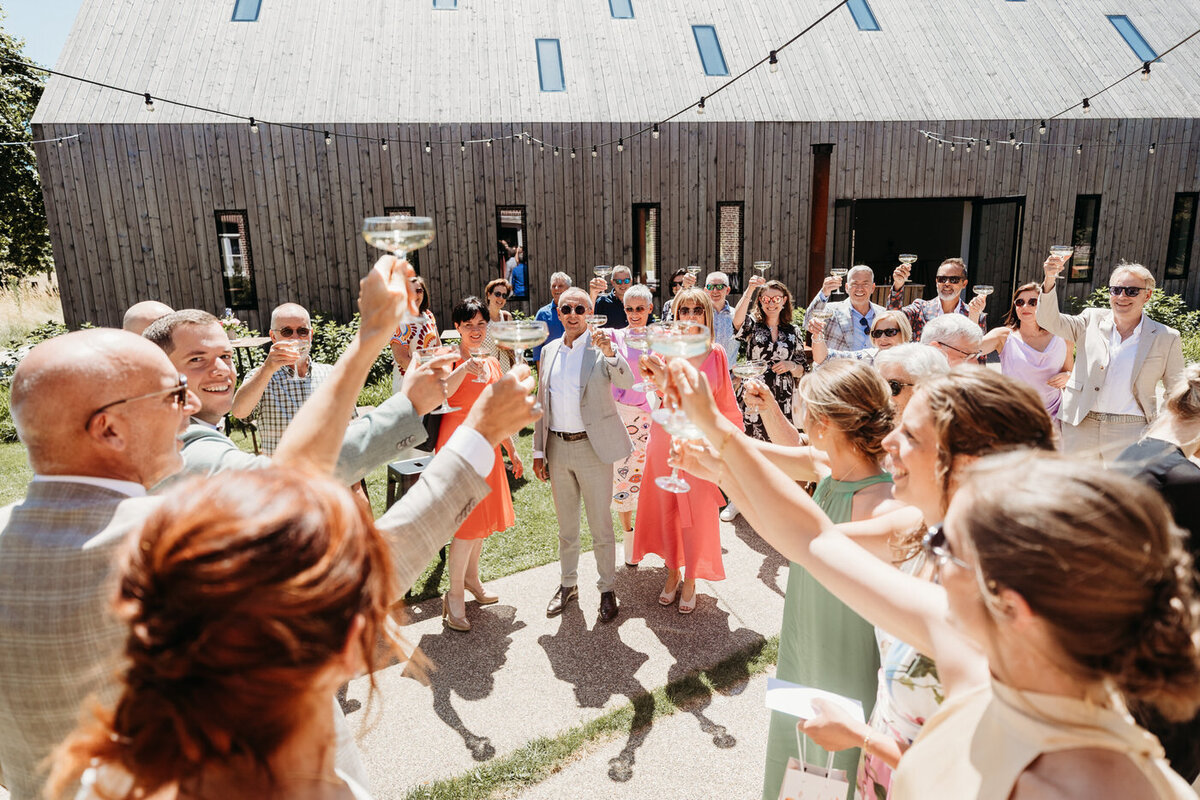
[
  {"x1": 546, "y1": 334, "x2": 590, "y2": 434},
  {"x1": 31, "y1": 474, "x2": 147, "y2": 497},
  {"x1": 1094, "y1": 317, "x2": 1145, "y2": 417}
]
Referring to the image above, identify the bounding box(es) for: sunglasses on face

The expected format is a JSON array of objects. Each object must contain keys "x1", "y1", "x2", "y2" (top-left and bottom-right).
[
  {"x1": 613, "y1": 278, "x2": 632, "y2": 285},
  {"x1": 88, "y1": 375, "x2": 189, "y2": 429},
  {"x1": 761, "y1": 295, "x2": 785, "y2": 304},
  {"x1": 705, "y1": 283, "x2": 728, "y2": 291},
  {"x1": 274, "y1": 326, "x2": 311, "y2": 337},
  {"x1": 1109, "y1": 286, "x2": 1147, "y2": 297},
  {"x1": 936, "y1": 340, "x2": 981, "y2": 359},
  {"x1": 676, "y1": 306, "x2": 704, "y2": 316},
  {"x1": 559, "y1": 304, "x2": 589, "y2": 316},
  {"x1": 934, "y1": 276, "x2": 965, "y2": 285},
  {"x1": 491, "y1": 290, "x2": 510, "y2": 298},
  {"x1": 671, "y1": 282, "x2": 685, "y2": 290},
  {"x1": 872, "y1": 327, "x2": 902, "y2": 339},
  {"x1": 887, "y1": 378, "x2": 913, "y2": 397},
  {"x1": 625, "y1": 305, "x2": 649, "y2": 313},
  {"x1": 1013, "y1": 298, "x2": 1038, "y2": 308},
  {"x1": 922, "y1": 524, "x2": 971, "y2": 569}
]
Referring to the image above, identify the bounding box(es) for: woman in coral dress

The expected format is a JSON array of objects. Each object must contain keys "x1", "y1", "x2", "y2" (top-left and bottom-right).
[
  {"x1": 437, "y1": 296, "x2": 522, "y2": 633},
  {"x1": 633, "y1": 288, "x2": 743, "y2": 614}
]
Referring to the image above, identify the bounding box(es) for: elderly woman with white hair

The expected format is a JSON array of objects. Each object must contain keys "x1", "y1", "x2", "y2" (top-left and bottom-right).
[
  {"x1": 873, "y1": 343, "x2": 950, "y2": 415},
  {"x1": 1038, "y1": 259, "x2": 1185, "y2": 463},
  {"x1": 919, "y1": 313, "x2": 984, "y2": 366}
]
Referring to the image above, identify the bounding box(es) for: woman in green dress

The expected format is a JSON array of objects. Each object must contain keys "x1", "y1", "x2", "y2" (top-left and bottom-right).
[{"x1": 745, "y1": 360, "x2": 900, "y2": 798}]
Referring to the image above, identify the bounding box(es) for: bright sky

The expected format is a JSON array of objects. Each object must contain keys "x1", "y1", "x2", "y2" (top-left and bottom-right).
[{"x1": 4, "y1": 0, "x2": 84, "y2": 68}]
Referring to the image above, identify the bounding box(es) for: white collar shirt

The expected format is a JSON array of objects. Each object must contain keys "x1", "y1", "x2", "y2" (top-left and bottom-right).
[
  {"x1": 546, "y1": 334, "x2": 589, "y2": 434},
  {"x1": 1094, "y1": 315, "x2": 1145, "y2": 416},
  {"x1": 31, "y1": 474, "x2": 147, "y2": 497}
]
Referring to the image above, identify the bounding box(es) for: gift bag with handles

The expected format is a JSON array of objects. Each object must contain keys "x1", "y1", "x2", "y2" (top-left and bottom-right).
[{"x1": 776, "y1": 724, "x2": 850, "y2": 800}]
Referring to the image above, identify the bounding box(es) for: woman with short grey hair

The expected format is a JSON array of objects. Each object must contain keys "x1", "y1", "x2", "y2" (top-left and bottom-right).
[{"x1": 874, "y1": 343, "x2": 950, "y2": 414}]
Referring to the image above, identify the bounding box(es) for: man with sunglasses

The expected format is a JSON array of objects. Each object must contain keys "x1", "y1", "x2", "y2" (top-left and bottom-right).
[
  {"x1": 532, "y1": 271, "x2": 572, "y2": 363},
  {"x1": 533, "y1": 288, "x2": 636, "y2": 623},
  {"x1": 803, "y1": 265, "x2": 886, "y2": 352},
  {"x1": 1038, "y1": 259, "x2": 1184, "y2": 462},
  {"x1": 590, "y1": 264, "x2": 635, "y2": 329},
  {"x1": 888, "y1": 257, "x2": 986, "y2": 341},
  {"x1": 229, "y1": 303, "x2": 336, "y2": 455},
  {"x1": 704, "y1": 271, "x2": 739, "y2": 362}
]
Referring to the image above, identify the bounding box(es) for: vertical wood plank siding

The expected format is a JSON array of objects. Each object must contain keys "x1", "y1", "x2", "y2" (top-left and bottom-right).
[{"x1": 33, "y1": 119, "x2": 1200, "y2": 330}]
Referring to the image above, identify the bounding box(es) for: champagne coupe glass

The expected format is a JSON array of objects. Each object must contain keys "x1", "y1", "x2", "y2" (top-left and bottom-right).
[
  {"x1": 415, "y1": 345, "x2": 462, "y2": 415},
  {"x1": 646, "y1": 321, "x2": 712, "y2": 494},
  {"x1": 469, "y1": 346, "x2": 489, "y2": 384},
  {"x1": 686, "y1": 265, "x2": 702, "y2": 282},
  {"x1": 362, "y1": 216, "x2": 435, "y2": 324},
  {"x1": 753, "y1": 261, "x2": 771, "y2": 280},
  {"x1": 594, "y1": 265, "x2": 613, "y2": 283},
  {"x1": 585, "y1": 314, "x2": 607, "y2": 332},
  {"x1": 898, "y1": 254, "x2": 917, "y2": 284},
  {"x1": 972, "y1": 285, "x2": 994, "y2": 299},
  {"x1": 731, "y1": 359, "x2": 768, "y2": 423},
  {"x1": 1049, "y1": 245, "x2": 1074, "y2": 281},
  {"x1": 489, "y1": 320, "x2": 549, "y2": 367},
  {"x1": 830, "y1": 267, "x2": 849, "y2": 298},
  {"x1": 624, "y1": 328, "x2": 654, "y2": 392},
  {"x1": 810, "y1": 309, "x2": 834, "y2": 342}
]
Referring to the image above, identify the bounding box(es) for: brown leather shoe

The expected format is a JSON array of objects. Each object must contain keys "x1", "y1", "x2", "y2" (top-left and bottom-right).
[
  {"x1": 598, "y1": 590, "x2": 619, "y2": 623},
  {"x1": 546, "y1": 585, "x2": 579, "y2": 617}
]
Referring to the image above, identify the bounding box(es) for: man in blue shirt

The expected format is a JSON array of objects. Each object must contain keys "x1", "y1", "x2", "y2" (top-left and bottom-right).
[
  {"x1": 532, "y1": 271, "x2": 572, "y2": 363},
  {"x1": 591, "y1": 265, "x2": 633, "y2": 329}
]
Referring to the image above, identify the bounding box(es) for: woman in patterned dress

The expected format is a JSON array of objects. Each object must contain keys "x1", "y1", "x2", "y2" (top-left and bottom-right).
[
  {"x1": 731, "y1": 275, "x2": 806, "y2": 441},
  {"x1": 483, "y1": 278, "x2": 514, "y2": 371},
  {"x1": 389, "y1": 275, "x2": 440, "y2": 394}
]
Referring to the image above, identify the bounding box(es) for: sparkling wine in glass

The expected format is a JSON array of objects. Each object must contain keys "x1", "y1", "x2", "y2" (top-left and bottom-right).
[
  {"x1": 651, "y1": 407, "x2": 704, "y2": 493},
  {"x1": 753, "y1": 261, "x2": 771, "y2": 280},
  {"x1": 469, "y1": 347, "x2": 489, "y2": 384},
  {"x1": 594, "y1": 265, "x2": 613, "y2": 282},
  {"x1": 899, "y1": 254, "x2": 918, "y2": 265},
  {"x1": 415, "y1": 345, "x2": 461, "y2": 415},
  {"x1": 810, "y1": 309, "x2": 834, "y2": 342},
  {"x1": 686, "y1": 265, "x2": 702, "y2": 282},
  {"x1": 585, "y1": 314, "x2": 607, "y2": 332},
  {"x1": 362, "y1": 216, "x2": 435, "y2": 323},
  {"x1": 1049, "y1": 245, "x2": 1074, "y2": 281},
  {"x1": 731, "y1": 360, "x2": 768, "y2": 423},
  {"x1": 489, "y1": 320, "x2": 549, "y2": 367},
  {"x1": 647, "y1": 321, "x2": 711, "y2": 359},
  {"x1": 624, "y1": 328, "x2": 654, "y2": 392},
  {"x1": 972, "y1": 285, "x2": 994, "y2": 298}
]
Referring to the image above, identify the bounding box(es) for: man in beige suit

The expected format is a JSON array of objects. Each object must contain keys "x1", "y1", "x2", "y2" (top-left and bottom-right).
[
  {"x1": 0, "y1": 259, "x2": 540, "y2": 800},
  {"x1": 1038, "y1": 259, "x2": 1184, "y2": 463},
  {"x1": 533, "y1": 288, "x2": 635, "y2": 623}
]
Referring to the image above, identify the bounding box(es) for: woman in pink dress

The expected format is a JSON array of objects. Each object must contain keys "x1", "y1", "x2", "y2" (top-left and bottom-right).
[
  {"x1": 634, "y1": 288, "x2": 743, "y2": 614},
  {"x1": 979, "y1": 282, "x2": 1073, "y2": 421},
  {"x1": 437, "y1": 296, "x2": 522, "y2": 633}
]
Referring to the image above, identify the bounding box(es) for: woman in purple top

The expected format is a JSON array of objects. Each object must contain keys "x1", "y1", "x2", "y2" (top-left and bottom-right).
[
  {"x1": 610, "y1": 284, "x2": 655, "y2": 566},
  {"x1": 980, "y1": 282, "x2": 1073, "y2": 419}
]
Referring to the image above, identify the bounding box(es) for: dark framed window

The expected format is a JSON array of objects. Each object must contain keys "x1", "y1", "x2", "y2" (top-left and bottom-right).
[
  {"x1": 1107, "y1": 15, "x2": 1158, "y2": 62},
  {"x1": 1068, "y1": 195, "x2": 1101, "y2": 283},
  {"x1": 433, "y1": 0, "x2": 457, "y2": 8},
  {"x1": 215, "y1": 211, "x2": 258, "y2": 309},
  {"x1": 716, "y1": 202, "x2": 744, "y2": 293},
  {"x1": 497, "y1": 206, "x2": 528, "y2": 299},
  {"x1": 609, "y1": 0, "x2": 633, "y2": 18},
  {"x1": 633, "y1": 203, "x2": 661, "y2": 288},
  {"x1": 384, "y1": 206, "x2": 420, "y2": 271},
  {"x1": 846, "y1": 0, "x2": 881, "y2": 31},
  {"x1": 232, "y1": 0, "x2": 261, "y2": 21},
  {"x1": 691, "y1": 25, "x2": 729, "y2": 76},
  {"x1": 1165, "y1": 193, "x2": 1198, "y2": 280},
  {"x1": 535, "y1": 39, "x2": 565, "y2": 92}
]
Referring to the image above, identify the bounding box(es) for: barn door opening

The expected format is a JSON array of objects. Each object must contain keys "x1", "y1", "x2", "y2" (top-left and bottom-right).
[{"x1": 968, "y1": 197, "x2": 1025, "y2": 308}]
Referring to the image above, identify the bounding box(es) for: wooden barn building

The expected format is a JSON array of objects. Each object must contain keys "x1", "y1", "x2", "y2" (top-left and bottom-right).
[{"x1": 31, "y1": 0, "x2": 1200, "y2": 330}]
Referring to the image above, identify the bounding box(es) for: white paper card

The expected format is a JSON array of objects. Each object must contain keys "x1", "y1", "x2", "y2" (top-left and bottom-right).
[{"x1": 764, "y1": 677, "x2": 865, "y2": 723}]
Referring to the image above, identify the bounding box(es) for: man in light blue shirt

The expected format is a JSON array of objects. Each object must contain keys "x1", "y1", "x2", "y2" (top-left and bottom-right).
[
  {"x1": 802, "y1": 265, "x2": 884, "y2": 352},
  {"x1": 705, "y1": 271, "x2": 739, "y2": 363},
  {"x1": 532, "y1": 271, "x2": 572, "y2": 364}
]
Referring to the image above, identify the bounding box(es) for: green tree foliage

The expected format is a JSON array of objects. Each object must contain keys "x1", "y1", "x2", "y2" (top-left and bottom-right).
[{"x1": 0, "y1": 15, "x2": 52, "y2": 279}]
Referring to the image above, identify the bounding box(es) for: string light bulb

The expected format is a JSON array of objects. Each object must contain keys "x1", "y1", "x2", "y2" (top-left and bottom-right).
[
  {"x1": 950, "y1": 142, "x2": 956, "y2": 152},
  {"x1": 768, "y1": 50, "x2": 779, "y2": 73},
  {"x1": 1014, "y1": 141, "x2": 1023, "y2": 151},
  {"x1": 1141, "y1": 61, "x2": 1151, "y2": 81},
  {"x1": 571, "y1": 147, "x2": 577, "y2": 159},
  {"x1": 424, "y1": 141, "x2": 431, "y2": 153},
  {"x1": 487, "y1": 138, "x2": 493, "y2": 148},
  {"x1": 592, "y1": 145, "x2": 598, "y2": 158},
  {"x1": 460, "y1": 141, "x2": 465, "y2": 152},
  {"x1": 1008, "y1": 132, "x2": 1016, "y2": 145},
  {"x1": 1038, "y1": 120, "x2": 1046, "y2": 135},
  {"x1": 617, "y1": 138, "x2": 624, "y2": 152},
  {"x1": 1075, "y1": 143, "x2": 1083, "y2": 155},
  {"x1": 554, "y1": 146, "x2": 560, "y2": 156},
  {"x1": 324, "y1": 131, "x2": 332, "y2": 146},
  {"x1": 56, "y1": 137, "x2": 63, "y2": 148},
  {"x1": 381, "y1": 138, "x2": 388, "y2": 151},
  {"x1": 1082, "y1": 98, "x2": 1091, "y2": 113},
  {"x1": 540, "y1": 143, "x2": 545, "y2": 152},
  {"x1": 965, "y1": 141, "x2": 972, "y2": 152},
  {"x1": 1149, "y1": 142, "x2": 1157, "y2": 154},
  {"x1": 984, "y1": 139, "x2": 991, "y2": 151},
  {"x1": 937, "y1": 139, "x2": 943, "y2": 149},
  {"x1": 144, "y1": 92, "x2": 154, "y2": 112},
  {"x1": 249, "y1": 117, "x2": 258, "y2": 133},
  {"x1": 697, "y1": 96, "x2": 706, "y2": 115},
  {"x1": 652, "y1": 124, "x2": 660, "y2": 139}
]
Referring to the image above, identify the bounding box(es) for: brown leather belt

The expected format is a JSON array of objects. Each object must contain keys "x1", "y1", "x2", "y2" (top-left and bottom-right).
[{"x1": 552, "y1": 430, "x2": 589, "y2": 442}]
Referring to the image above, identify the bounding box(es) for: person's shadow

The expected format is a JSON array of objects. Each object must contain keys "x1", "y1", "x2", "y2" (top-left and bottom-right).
[
  {"x1": 734, "y1": 519, "x2": 788, "y2": 597},
  {"x1": 537, "y1": 596, "x2": 654, "y2": 782},
  {"x1": 409, "y1": 604, "x2": 526, "y2": 761}
]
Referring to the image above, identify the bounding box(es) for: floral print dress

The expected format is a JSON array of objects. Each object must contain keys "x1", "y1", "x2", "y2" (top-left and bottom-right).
[{"x1": 735, "y1": 317, "x2": 806, "y2": 441}]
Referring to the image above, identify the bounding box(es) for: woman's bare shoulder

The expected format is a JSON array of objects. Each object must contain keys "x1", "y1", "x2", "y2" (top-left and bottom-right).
[{"x1": 1011, "y1": 749, "x2": 1157, "y2": 800}]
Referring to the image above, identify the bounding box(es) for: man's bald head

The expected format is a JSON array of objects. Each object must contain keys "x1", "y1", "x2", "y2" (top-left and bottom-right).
[
  {"x1": 122, "y1": 301, "x2": 175, "y2": 335},
  {"x1": 12, "y1": 329, "x2": 188, "y2": 481}
]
